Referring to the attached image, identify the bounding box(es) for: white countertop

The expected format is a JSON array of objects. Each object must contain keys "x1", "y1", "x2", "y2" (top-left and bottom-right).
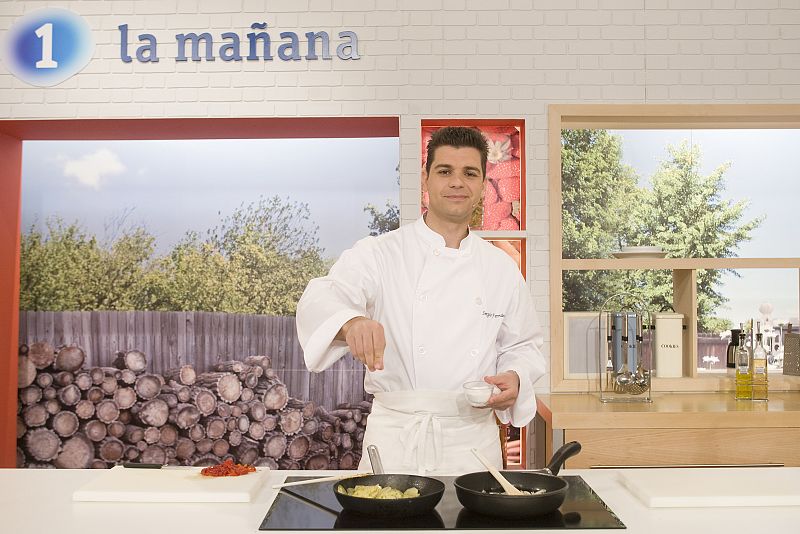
[{"x1": 1, "y1": 467, "x2": 799, "y2": 534}]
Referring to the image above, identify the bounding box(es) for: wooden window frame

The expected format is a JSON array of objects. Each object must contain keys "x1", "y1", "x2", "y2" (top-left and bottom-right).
[{"x1": 548, "y1": 104, "x2": 800, "y2": 394}]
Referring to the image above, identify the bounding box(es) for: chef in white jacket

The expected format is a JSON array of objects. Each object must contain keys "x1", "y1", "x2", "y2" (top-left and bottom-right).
[{"x1": 296, "y1": 126, "x2": 546, "y2": 475}]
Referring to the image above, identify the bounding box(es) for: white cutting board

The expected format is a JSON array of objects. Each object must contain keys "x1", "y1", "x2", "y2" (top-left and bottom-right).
[
  {"x1": 618, "y1": 467, "x2": 800, "y2": 508},
  {"x1": 72, "y1": 466, "x2": 269, "y2": 503}
]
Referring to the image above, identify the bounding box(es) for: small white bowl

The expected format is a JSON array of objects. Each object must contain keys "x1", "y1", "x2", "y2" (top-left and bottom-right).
[{"x1": 462, "y1": 381, "x2": 495, "y2": 408}]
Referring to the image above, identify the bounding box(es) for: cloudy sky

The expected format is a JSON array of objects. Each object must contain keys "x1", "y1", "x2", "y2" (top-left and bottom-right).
[
  {"x1": 21, "y1": 137, "x2": 399, "y2": 260},
  {"x1": 21, "y1": 131, "x2": 798, "y2": 328},
  {"x1": 612, "y1": 129, "x2": 800, "y2": 327}
]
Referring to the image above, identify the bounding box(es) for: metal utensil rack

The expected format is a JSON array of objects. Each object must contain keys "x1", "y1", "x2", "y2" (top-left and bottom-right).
[{"x1": 597, "y1": 292, "x2": 653, "y2": 403}]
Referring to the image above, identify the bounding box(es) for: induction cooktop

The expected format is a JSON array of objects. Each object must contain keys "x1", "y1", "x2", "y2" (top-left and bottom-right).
[{"x1": 259, "y1": 475, "x2": 625, "y2": 530}]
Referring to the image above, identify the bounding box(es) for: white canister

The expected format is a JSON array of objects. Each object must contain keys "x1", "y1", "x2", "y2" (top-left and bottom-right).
[{"x1": 654, "y1": 312, "x2": 684, "y2": 378}]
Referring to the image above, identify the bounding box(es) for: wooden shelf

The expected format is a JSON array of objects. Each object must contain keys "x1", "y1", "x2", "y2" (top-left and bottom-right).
[
  {"x1": 538, "y1": 391, "x2": 800, "y2": 430},
  {"x1": 551, "y1": 374, "x2": 800, "y2": 393},
  {"x1": 562, "y1": 257, "x2": 800, "y2": 270}
]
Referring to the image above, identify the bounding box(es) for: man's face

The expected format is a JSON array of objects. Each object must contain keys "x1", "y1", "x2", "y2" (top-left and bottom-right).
[{"x1": 422, "y1": 145, "x2": 484, "y2": 226}]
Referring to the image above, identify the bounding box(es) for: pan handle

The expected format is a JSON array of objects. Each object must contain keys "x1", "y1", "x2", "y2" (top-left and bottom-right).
[
  {"x1": 367, "y1": 444, "x2": 384, "y2": 474},
  {"x1": 545, "y1": 441, "x2": 582, "y2": 475}
]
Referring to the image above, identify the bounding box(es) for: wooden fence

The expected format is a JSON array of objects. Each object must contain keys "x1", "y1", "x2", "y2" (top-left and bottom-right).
[{"x1": 18, "y1": 310, "x2": 369, "y2": 407}]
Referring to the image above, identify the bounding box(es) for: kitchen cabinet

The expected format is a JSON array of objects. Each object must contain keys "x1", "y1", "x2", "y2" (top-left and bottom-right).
[{"x1": 534, "y1": 392, "x2": 800, "y2": 469}]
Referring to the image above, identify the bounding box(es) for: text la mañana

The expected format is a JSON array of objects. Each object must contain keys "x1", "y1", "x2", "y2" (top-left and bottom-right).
[{"x1": 119, "y1": 22, "x2": 360, "y2": 63}]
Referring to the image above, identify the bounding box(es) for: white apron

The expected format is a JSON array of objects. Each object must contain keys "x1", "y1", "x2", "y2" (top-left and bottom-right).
[{"x1": 357, "y1": 390, "x2": 502, "y2": 476}]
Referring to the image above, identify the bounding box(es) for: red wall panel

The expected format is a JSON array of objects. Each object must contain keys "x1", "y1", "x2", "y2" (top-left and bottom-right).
[{"x1": 0, "y1": 132, "x2": 22, "y2": 468}]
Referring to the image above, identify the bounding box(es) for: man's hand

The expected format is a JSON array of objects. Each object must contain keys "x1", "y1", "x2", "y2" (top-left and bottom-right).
[
  {"x1": 336, "y1": 316, "x2": 385, "y2": 372},
  {"x1": 484, "y1": 371, "x2": 520, "y2": 410}
]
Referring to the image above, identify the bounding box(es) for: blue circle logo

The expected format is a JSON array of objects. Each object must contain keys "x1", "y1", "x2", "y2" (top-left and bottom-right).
[{"x1": 3, "y1": 8, "x2": 94, "y2": 87}]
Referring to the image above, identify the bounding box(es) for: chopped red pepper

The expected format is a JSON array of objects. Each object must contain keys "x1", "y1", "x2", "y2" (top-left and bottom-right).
[{"x1": 200, "y1": 458, "x2": 256, "y2": 477}]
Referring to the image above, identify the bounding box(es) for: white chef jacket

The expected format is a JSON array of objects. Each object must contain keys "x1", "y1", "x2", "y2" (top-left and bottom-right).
[{"x1": 296, "y1": 216, "x2": 546, "y2": 428}]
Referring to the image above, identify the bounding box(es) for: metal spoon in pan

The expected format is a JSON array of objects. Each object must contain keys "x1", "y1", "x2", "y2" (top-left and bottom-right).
[
  {"x1": 367, "y1": 444, "x2": 384, "y2": 474},
  {"x1": 273, "y1": 444, "x2": 385, "y2": 489}
]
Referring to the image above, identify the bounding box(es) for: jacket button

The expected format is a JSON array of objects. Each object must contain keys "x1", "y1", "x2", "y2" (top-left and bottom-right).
[
  {"x1": 433, "y1": 249, "x2": 440, "y2": 256},
  {"x1": 419, "y1": 294, "x2": 427, "y2": 302},
  {"x1": 475, "y1": 297, "x2": 482, "y2": 305},
  {"x1": 418, "y1": 346, "x2": 426, "y2": 355},
  {"x1": 470, "y1": 349, "x2": 479, "y2": 357}
]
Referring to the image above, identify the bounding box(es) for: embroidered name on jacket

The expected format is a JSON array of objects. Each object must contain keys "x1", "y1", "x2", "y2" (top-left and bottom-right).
[{"x1": 482, "y1": 311, "x2": 505, "y2": 319}]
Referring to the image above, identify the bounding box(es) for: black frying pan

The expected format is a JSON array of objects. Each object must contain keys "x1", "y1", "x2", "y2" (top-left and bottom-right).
[
  {"x1": 332, "y1": 473, "x2": 445, "y2": 518},
  {"x1": 453, "y1": 441, "x2": 582, "y2": 518}
]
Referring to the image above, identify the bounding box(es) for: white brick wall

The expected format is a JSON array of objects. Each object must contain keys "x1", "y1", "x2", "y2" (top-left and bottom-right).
[{"x1": 4, "y1": 1, "x2": 800, "y2": 389}]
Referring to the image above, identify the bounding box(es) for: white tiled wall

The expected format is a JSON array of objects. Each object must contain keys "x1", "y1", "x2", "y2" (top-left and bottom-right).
[{"x1": 3, "y1": 0, "x2": 800, "y2": 389}]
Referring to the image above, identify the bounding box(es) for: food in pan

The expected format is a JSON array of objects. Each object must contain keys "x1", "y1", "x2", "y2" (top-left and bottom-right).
[
  {"x1": 200, "y1": 458, "x2": 256, "y2": 477},
  {"x1": 483, "y1": 487, "x2": 547, "y2": 495},
  {"x1": 337, "y1": 484, "x2": 420, "y2": 499}
]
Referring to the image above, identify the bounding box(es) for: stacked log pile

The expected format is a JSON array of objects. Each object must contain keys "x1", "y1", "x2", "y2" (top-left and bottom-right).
[{"x1": 16, "y1": 342, "x2": 370, "y2": 470}]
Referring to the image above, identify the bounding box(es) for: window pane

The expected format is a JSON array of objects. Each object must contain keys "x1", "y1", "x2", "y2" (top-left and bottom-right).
[{"x1": 562, "y1": 128, "x2": 800, "y2": 259}]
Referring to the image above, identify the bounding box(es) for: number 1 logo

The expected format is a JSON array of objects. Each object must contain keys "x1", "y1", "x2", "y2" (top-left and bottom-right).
[
  {"x1": 3, "y1": 8, "x2": 94, "y2": 87},
  {"x1": 35, "y1": 23, "x2": 59, "y2": 69}
]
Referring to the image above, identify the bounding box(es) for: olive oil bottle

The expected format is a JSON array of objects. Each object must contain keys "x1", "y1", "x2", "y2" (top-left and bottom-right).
[
  {"x1": 751, "y1": 322, "x2": 769, "y2": 401},
  {"x1": 735, "y1": 331, "x2": 752, "y2": 400}
]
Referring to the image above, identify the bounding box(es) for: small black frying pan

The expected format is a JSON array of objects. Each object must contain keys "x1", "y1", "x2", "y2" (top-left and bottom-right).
[
  {"x1": 453, "y1": 441, "x2": 582, "y2": 518},
  {"x1": 333, "y1": 473, "x2": 445, "y2": 518}
]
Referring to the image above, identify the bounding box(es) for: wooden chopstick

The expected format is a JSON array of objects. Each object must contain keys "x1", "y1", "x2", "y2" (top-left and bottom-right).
[{"x1": 271, "y1": 472, "x2": 372, "y2": 489}]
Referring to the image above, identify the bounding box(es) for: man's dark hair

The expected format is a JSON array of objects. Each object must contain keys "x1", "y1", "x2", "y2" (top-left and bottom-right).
[{"x1": 425, "y1": 126, "x2": 489, "y2": 178}]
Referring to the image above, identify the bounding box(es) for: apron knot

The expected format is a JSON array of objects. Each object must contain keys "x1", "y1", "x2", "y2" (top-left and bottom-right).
[{"x1": 400, "y1": 412, "x2": 444, "y2": 475}]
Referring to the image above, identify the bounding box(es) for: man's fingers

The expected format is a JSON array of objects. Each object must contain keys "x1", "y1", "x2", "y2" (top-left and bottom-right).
[
  {"x1": 488, "y1": 390, "x2": 512, "y2": 404},
  {"x1": 345, "y1": 319, "x2": 386, "y2": 372},
  {"x1": 485, "y1": 371, "x2": 518, "y2": 389},
  {"x1": 347, "y1": 332, "x2": 366, "y2": 363},
  {"x1": 485, "y1": 371, "x2": 520, "y2": 409},
  {"x1": 363, "y1": 333, "x2": 375, "y2": 372},
  {"x1": 484, "y1": 375, "x2": 510, "y2": 389},
  {"x1": 487, "y1": 396, "x2": 514, "y2": 410},
  {"x1": 372, "y1": 327, "x2": 385, "y2": 370}
]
